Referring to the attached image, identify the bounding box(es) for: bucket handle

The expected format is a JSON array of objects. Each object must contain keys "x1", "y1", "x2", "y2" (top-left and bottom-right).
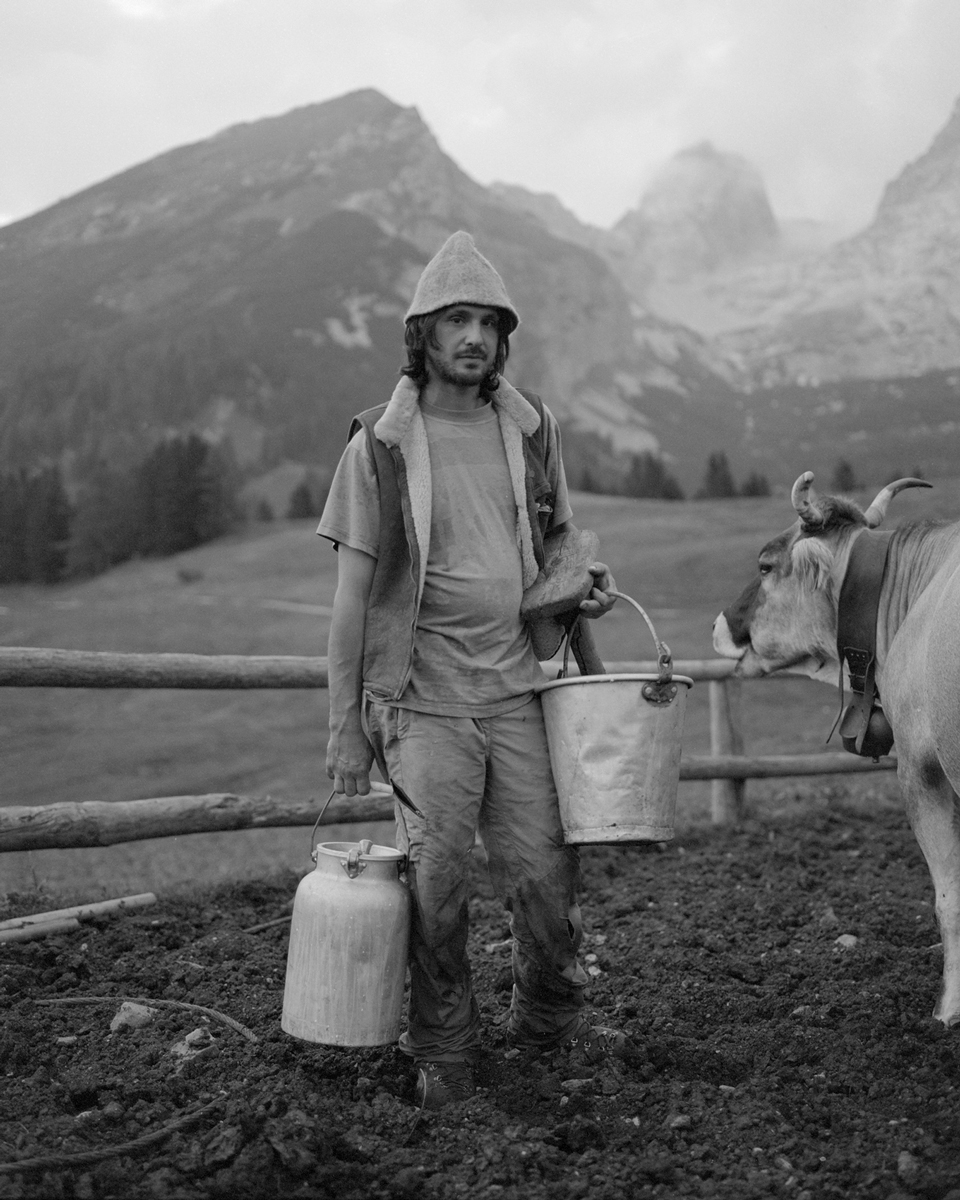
[{"x1": 557, "y1": 590, "x2": 672, "y2": 683}]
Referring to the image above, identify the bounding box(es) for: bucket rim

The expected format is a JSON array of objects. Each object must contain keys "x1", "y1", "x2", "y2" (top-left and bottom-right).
[{"x1": 536, "y1": 673, "x2": 693, "y2": 693}]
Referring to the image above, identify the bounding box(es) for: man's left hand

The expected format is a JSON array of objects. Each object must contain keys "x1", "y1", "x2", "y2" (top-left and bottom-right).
[{"x1": 579, "y1": 562, "x2": 617, "y2": 618}]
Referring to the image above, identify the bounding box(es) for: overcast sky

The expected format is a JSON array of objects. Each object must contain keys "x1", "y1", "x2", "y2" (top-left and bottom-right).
[{"x1": 3, "y1": 0, "x2": 960, "y2": 234}]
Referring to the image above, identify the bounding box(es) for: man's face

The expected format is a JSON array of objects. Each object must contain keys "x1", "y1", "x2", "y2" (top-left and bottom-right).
[{"x1": 425, "y1": 304, "x2": 500, "y2": 388}]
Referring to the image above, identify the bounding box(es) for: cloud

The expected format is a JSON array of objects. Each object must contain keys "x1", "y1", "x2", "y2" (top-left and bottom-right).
[{"x1": 1, "y1": 0, "x2": 959, "y2": 232}]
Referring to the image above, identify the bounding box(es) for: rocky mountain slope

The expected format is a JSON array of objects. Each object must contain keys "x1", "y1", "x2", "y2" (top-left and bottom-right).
[
  {"x1": 493, "y1": 105, "x2": 960, "y2": 483},
  {"x1": 500, "y1": 101, "x2": 960, "y2": 394},
  {"x1": 2, "y1": 86, "x2": 959, "y2": 498},
  {"x1": 0, "y1": 90, "x2": 737, "y2": 494},
  {"x1": 715, "y1": 96, "x2": 960, "y2": 385}
]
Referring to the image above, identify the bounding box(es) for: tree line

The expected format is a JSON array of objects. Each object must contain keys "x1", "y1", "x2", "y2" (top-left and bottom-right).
[
  {"x1": 1, "y1": 438, "x2": 916, "y2": 587},
  {"x1": 575, "y1": 451, "x2": 914, "y2": 502},
  {"x1": 0, "y1": 434, "x2": 324, "y2": 586},
  {"x1": 576, "y1": 449, "x2": 772, "y2": 501}
]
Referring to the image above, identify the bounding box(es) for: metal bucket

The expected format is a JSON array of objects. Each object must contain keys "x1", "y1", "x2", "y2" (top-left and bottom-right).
[
  {"x1": 281, "y1": 792, "x2": 410, "y2": 1046},
  {"x1": 536, "y1": 593, "x2": 692, "y2": 844}
]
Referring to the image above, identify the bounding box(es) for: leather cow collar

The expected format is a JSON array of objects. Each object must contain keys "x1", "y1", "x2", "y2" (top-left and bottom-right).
[{"x1": 835, "y1": 528, "x2": 895, "y2": 760}]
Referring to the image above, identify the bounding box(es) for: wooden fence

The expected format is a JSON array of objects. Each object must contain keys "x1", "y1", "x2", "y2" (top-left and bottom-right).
[{"x1": 0, "y1": 647, "x2": 895, "y2": 853}]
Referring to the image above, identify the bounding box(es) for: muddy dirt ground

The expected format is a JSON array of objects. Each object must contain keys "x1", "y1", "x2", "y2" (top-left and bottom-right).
[{"x1": 2, "y1": 787, "x2": 959, "y2": 1200}]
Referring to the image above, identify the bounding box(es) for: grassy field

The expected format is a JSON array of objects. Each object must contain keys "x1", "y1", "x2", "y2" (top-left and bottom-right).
[{"x1": 3, "y1": 477, "x2": 957, "y2": 898}]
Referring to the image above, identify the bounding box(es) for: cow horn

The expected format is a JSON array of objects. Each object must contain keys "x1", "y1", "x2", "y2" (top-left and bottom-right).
[
  {"x1": 862, "y1": 477, "x2": 933, "y2": 528},
  {"x1": 791, "y1": 471, "x2": 824, "y2": 527}
]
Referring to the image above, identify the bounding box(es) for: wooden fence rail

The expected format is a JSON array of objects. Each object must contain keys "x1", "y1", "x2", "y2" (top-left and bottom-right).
[{"x1": 0, "y1": 647, "x2": 896, "y2": 850}]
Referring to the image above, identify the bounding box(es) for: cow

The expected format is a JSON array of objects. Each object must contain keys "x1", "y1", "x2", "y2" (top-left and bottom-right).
[{"x1": 713, "y1": 471, "x2": 960, "y2": 1027}]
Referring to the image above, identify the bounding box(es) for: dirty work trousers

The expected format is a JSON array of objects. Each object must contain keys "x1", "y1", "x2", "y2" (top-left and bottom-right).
[{"x1": 363, "y1": 694, "x2": 588, "y2": 1064}]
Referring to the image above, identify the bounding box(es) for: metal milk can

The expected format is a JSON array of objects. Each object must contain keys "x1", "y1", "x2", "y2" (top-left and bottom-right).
[{"x1": 281, "y1": 822, "x2": 411, "y2": 1047}]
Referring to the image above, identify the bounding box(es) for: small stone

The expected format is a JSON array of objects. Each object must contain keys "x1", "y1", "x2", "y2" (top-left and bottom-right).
[
  {"x1": 56, "y1": 1035, "x2": 78, "y2": 1046},
  {"x1": 203, "y1": 1124, "x2": 244, "y2": 1169},
  {"x1": 74, "y1": 1173, "x2": 96, "y2": 1200},
  {"x1": 110, "y1": 1001, "x2": 158, "y2": 1032},
  {"x1": 898, "y1": 1150, "x2": 921, "y2": 1184},
  {"x1": 561, "y1": 1078, "x2": 594, "y2": 1093},
  {"x1": 668, "y1": 1114, "x2": 692, "y2": 1129},
  {"x1": 101, "y1": 1101, "x2": 125, "y2": 1122},
  {"x1": 170, "y1": 1026, "x2": 218, "y2": 1067},
  {"x1": 392, "y1": 1167, "x2": 426, "y2": 1197},
  {"x1": 835, "y1": 934, "x2": 859, "y2": 950},
  {"x1": 600, "y1": 1073, "x2": 621, "y2": 1096}
]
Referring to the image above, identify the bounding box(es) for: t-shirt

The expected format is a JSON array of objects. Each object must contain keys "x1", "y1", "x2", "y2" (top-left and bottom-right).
[{"x1": 317, "y1": 397, "x2": 573, "y2": 716}]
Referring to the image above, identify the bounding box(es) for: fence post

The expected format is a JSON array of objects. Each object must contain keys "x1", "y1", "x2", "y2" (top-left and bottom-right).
[{"x1": 709, "y1": 678, "x2": 745, "y2": 824}]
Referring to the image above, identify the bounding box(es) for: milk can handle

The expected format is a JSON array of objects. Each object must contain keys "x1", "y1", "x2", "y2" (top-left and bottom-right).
[
  {"x1": 310, "y1": 791, "x2": 337, "y2": 862},
  {"x1": 308, "y1": 782, "x2": 400, "y2": 862},
  {"x1": 608, "y1": 590, "x2": 673, "y2": 683}
]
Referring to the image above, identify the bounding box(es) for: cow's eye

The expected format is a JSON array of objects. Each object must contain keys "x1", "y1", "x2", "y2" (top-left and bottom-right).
[{"x1": 758, "y1": 563, "x2": 773, "y2": 576}]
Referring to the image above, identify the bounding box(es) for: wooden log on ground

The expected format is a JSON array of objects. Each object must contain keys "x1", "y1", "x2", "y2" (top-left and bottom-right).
[
  {"x1": 0, "y1": 919, "x2": 81, "y2": 943},
  {"x1": 0, "y1": 791, "x2": 397, "y2": 852},
  {"x1": 0, "y1": 648, "x2": 328, "y2": 689},
  {"x1": 0, "y1": 893, "x2": 157, "y2": 931}
]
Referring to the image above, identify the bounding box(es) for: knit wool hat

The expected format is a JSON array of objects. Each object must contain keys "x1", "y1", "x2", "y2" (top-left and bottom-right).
[{"x1": 404, "y1": 231, "x2": 520, "y2": 332}]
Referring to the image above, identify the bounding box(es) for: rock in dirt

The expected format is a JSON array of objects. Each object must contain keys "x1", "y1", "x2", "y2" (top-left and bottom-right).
[
  {"x1": 203, "y1": 1123, "x2": 245, "y2": 1169},
  {"x1": 898, "y1": 1150, "x2": 921, "y2": 1184},
  {"x1": 169, "y1": 1026, "x2": 219, "y2": 1071},
  {"x1": 109, "y1": 1001, "x2": 158, "y2": 1031},
  {"x1": 554, "y1": 1114, "x2": 606, "y2": 1152}
]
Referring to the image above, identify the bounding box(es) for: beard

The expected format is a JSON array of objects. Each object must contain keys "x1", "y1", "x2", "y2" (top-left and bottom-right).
[{"x1": 426, "y1": 348, "x2": 496, "y2": 390}]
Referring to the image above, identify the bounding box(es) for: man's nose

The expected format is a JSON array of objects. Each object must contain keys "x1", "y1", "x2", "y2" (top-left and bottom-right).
[{"x1": 462, "y1": 320, "x2": 484, "y2": 344}]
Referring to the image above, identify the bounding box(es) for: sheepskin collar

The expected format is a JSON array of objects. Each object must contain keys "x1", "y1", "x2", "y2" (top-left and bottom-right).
[{"x1": 373, "y1": 375, "x2": 541, "y2": 446}]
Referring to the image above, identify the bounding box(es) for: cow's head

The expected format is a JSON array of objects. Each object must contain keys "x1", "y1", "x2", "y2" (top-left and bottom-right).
[{"x1": 712, "y1": 472, "x2": 929, "y2": 683}]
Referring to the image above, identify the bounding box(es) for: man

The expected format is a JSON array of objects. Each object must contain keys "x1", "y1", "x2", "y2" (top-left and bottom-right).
[{"x1": 318, "y1": 231, "x2": 622, "y2": 1110}]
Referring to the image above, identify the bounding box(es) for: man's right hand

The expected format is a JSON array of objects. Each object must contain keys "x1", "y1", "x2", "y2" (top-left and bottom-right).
[{"x1": 326, "y1": 726, "x2": 375, "y2": 797}]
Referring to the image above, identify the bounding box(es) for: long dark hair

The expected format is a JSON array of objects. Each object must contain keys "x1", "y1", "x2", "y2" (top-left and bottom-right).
[{"x1": 400, "y1": 309, "x2": 511, "y2": 392}]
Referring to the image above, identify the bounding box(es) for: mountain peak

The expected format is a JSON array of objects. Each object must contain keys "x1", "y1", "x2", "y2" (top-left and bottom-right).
[
  {"x1": 872, "y1": 91, "x2": 960, "y2": 219},
  {"x1": 213, "y1": 88, "x2": 416, "y2": 150},
  {"x1": 612, "y1": 141, "x2": 779, "y2": 286}
]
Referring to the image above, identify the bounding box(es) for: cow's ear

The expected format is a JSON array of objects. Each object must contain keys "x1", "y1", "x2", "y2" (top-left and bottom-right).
[{"x1": 791, "y1": 536, "x2": 833, "y2": 589}]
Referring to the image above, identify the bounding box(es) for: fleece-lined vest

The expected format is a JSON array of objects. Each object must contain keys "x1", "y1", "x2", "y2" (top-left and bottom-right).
[{"x1": 349, "y1": 380, "x2": 556, "y2": 703}]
